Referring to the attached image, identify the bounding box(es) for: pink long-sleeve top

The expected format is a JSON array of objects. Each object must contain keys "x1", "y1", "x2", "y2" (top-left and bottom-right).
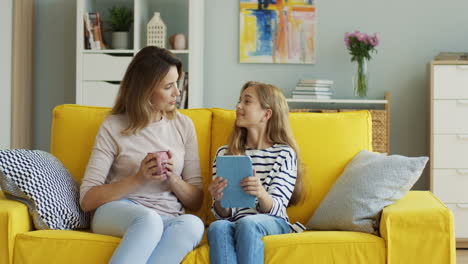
[{"x1": 80, "y1": 112, "x2": 202, "y2": 216}]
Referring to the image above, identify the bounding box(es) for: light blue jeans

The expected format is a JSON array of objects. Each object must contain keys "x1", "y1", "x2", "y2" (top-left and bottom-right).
[
  {"x1": 92, "y1": 199, "x2": 204, "y2": 264},
  {"x1": 207, "y1": 214, "x2": 290, "y2": 264}
]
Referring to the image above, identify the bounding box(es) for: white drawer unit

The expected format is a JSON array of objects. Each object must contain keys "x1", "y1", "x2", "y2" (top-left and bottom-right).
[
  {"x1": 82, "y1": 54, "x2": 132, "y2": 81},
  {"x1": 81, "y1": 81, "x2": 120, "y2": 107},
  {"x1": 433, "y1": 100, "x2": 468, "y2": 134},
  {"x1": 433, "y1": 134, "x2": 468, "y2": 168},
  {"x1": 447, "y1": 204, "x2": 468, "y2": 239},
  {"x1": 430, "y1": 61, "x2": 468, "y2": 242},
  {"x1": 434, "y1": 65, "x2": 468, "y2": 99},
  {"x1": 433, "y1": 169, "x2": 468, "y2": 203}
]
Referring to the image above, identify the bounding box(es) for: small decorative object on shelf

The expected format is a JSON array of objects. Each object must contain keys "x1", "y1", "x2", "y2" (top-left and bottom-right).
[
  {"x1": 147, "y1": 12, "x2": 166, "y2": 48},
  {"x1": 344, "y1": 30, "x2": 379, "y2": 98},
  {"x1": 169, "y1": 33, "x2": 187, "y2": 50},
  {"x1": 108, "y1": 5, "x2": 133, "y2": 49}
]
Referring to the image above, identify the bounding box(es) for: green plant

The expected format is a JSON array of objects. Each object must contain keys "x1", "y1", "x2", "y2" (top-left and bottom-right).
[{"x1": 108, "y1": 6, "x2": 133, "y2": 32}]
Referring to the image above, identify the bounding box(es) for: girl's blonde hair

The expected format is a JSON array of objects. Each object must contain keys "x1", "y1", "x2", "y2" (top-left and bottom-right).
[
  {"x1": 226, "y1": 81, "x2": 304, "y2": 205},
  {"x1": 111, "y1": 46, "x2": 182, "y2": 135}
]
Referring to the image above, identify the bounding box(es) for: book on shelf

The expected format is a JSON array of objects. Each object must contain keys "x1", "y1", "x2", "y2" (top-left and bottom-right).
[
  {"x1": 292, "y1": 91, "x2": 333, "y2": 96},
  {"x1": 177, "y1": 72, "x2": 189, "y2": 109},
  {"x1": 84, "y1": 12, "x2": 105, "y2": 50},
  {"x1": 292, "y1": 94, "x2": 332, "y2": 99},
  {"x1": 294, "y1": 86, "x2": 331, "y2": 91},
  {"x1": 298, "y1": 79, "x2": 334, "y2": 85},
  {"x1": 434, "y1": 52, "x2": 468, "y2": 61}
]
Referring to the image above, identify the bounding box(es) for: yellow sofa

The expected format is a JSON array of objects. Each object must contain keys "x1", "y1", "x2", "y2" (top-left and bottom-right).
[{"x1": 0, "y1": 104, "x2": 455, "y2": 264}]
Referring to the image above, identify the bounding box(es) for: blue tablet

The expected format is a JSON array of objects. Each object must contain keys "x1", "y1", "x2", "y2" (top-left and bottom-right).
[{"x1": 216, "y1": 155, "x2": 256, "y2": 208}]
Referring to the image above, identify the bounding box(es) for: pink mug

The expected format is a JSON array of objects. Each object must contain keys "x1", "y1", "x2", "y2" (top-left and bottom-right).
[{"x1": 154, "y1": 151, "x2": 169, "y2": 175}]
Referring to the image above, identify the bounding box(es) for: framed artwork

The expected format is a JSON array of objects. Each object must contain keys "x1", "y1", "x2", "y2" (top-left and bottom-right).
[{"x1": 239, "y1": 0, "x2": 316, "y2": 64}]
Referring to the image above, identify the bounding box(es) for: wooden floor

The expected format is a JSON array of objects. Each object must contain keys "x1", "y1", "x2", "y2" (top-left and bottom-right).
[{"x1": 458, "y1": 249, "x2": 468, "y2": 264}]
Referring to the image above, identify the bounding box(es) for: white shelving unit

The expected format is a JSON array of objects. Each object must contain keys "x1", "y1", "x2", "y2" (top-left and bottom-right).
[{"x1": 76, "y1": 0, "x2": 204, "y2": 108}]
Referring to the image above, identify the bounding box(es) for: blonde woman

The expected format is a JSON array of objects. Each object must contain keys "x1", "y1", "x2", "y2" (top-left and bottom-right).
[
  {"x1": 80, "y1": 46, "x2": 204, "y2": 264},
  {"x1": 207, "y1": 81, "x2": 305, "y2": 264}
]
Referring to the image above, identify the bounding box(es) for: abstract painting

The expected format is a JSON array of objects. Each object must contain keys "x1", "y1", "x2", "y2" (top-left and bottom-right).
[{"x1": 240, "y1": 0, "x2": 316, "y2": 64}]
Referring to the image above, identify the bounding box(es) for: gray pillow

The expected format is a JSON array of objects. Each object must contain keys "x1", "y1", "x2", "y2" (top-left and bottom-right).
[{"x1": 306, "y1": 149, "x2": 428, "y2": 233}]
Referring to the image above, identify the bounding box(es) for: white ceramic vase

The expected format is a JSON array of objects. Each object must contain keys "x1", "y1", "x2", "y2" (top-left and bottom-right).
[{"x1": 147, "y1": 12, "x2": 166, "y2": 48}]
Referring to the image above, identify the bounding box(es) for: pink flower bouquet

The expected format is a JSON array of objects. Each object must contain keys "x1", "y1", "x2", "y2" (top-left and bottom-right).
[{"x1": 344, "y1": 31, "x2": 380, "y2": 97}]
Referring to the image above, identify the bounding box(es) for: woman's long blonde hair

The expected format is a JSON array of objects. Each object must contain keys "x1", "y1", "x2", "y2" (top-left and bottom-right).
[
  {"x1": 111, "y1": 46, "x2": 182, "y2": 135},
  {"x1": 226, "y1": 81, "x2": 304, "y2": 205}
]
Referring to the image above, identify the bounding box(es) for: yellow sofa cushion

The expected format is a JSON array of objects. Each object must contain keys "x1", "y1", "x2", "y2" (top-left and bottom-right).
[
  {"x1": 51, "y1": 105, "x2": 110, "y2": 183},
  {"x1": 0, "y1": 192, "x2": 32, "y2": 264},
  {"x1": 182, "y1": 231, "x2": 385, "y2": 264},
  {"x1": 13, "y1": 229, "x2": 384, "y2": 264},
  {"x1": 14, "y1": 230, "x2": 119, "y2": 264},
  {"x1": 178, "y1": 109, "x2": 213, "y2": 220},
  {"x1": 209, "y1": 109, "x2": 373, "y2": 224}
]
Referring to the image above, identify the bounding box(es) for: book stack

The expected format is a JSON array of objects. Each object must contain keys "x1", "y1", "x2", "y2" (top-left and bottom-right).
[
  {"x1": 434, "y1": 52, "x2": 468, "y2": 61},
  {"x1": 84, "y1": 12, "x2": 105, "y2": 50},
  {"x1": 177, "y1": 72, "x2": 189, "y2": 109},
  {"x1": 292, "y1": 79, "x2": 334, "y2": 99}
]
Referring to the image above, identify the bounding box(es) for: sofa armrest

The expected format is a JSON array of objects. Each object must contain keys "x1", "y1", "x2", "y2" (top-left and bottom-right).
[
  {"x1": 380, "y1": 191, "x2": 455, "y2": 264},
  {"x1": 0, "y1": 191, "x2": 33, "y2": 264}
]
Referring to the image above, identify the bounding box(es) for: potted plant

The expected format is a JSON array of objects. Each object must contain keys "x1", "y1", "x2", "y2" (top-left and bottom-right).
[{"x1": 108, "y1": 6, "x2": 133, "y2": 49}]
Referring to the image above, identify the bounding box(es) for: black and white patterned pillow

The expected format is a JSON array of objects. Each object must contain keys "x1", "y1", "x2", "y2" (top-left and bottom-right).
[{"x1": 0, "y1": 149, "x2": 90, "y2": 230}]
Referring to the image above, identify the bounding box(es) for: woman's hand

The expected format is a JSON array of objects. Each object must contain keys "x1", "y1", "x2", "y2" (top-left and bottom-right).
[
  {"x1": 208, "y1": 177, "x2": 228, "y2": 201},
  {"x1": 135, "y1": 152, "x2": 169, "y2": 184},
  {"x1": 163, "y1": 151, "x2": 183, "y2": 188},
  {"x1": 240, "y1": 169, "x2": 268, "y2": 200}
]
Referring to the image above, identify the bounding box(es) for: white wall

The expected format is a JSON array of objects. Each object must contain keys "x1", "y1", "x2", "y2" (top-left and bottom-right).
[{"x1": 0, "y1": 0, "x2": 12, "y2": 149}]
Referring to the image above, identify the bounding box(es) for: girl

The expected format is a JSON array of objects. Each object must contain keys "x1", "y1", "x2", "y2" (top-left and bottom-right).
[
  {"x1": 207, "y1": 81, "x2": 305, "y2": 264},
  {"x1": 80, "y1": 46, "x2": 204, "y2": 264}
]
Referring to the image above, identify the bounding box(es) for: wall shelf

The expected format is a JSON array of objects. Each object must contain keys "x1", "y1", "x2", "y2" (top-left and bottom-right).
[{"x1": 286, "y1": 98, "x2": 388, "y2": 104}]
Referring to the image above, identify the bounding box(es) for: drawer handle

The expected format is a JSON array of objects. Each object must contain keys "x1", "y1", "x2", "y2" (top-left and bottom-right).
[
  {"x1": 457, "y1": 135, "x2": 468, "y2": 140},
  {"x1": 456, "y1": 169, "x2": 468, "y2": 175},
  {"x1": 457, "y1": 204, "x2": 468, "y2": 209},
  {"x1": 457, "y1": 100, "x2": 468, "y2": 105},
  {"x1": 456, "y1": 65, "x2": 468, "y2": 70}
]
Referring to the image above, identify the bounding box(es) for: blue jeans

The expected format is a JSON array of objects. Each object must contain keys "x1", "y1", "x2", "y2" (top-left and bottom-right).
[
  {"x1": 92, "y1": 199, "x2": 204, "y2": 264},
  {"x1": 207, "y1": 214, "x2": 290, "y2": 264}
]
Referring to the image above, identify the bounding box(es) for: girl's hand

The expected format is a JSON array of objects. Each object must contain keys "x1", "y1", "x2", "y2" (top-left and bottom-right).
[
  {"x1": 240, "y1": 169, "x2": 268, "y2": 199},
  {"x1": 208, "y1": 177, "x2": 228, "y2": 201}
]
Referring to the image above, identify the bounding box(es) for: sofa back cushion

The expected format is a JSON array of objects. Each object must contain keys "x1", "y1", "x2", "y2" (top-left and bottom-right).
[
  {"x1": 50, "y1": 104, "x2": 212, "y2": 222},
  {"x1": 210, "y1": 109, "x2": 372, "y2": 225},
  {"x1": 51, "y1": 105, "x2": 110, "y2": 183}
]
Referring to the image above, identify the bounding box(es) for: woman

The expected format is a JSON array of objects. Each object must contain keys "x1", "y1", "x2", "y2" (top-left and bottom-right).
[{"x1": 80, "y1": 46, "x2": 204, "y2": 264}]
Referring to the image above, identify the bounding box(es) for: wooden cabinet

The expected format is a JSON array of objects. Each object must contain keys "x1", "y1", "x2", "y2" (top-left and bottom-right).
[
  {"x1": 75, "y1": 0, "x2": 204, "y2": 108},
  {"x1": 430, "y1": 61, "x2": 468, "y2": 244}
]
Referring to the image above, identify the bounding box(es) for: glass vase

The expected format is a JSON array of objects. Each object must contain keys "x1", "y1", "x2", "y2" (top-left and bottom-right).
[{"x1": 353, "y1": 58, "x2": 369, "y2": 98}]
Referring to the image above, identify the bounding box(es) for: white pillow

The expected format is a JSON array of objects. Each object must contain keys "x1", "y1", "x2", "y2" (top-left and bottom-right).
[{"x1": 307, "y1": 150, "x2": 428, "y2": 233}]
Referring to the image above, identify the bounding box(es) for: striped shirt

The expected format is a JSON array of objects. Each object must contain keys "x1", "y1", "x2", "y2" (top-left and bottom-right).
[{"x1": 211, "y1": 144, "x2": 305, "y2": 232}]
